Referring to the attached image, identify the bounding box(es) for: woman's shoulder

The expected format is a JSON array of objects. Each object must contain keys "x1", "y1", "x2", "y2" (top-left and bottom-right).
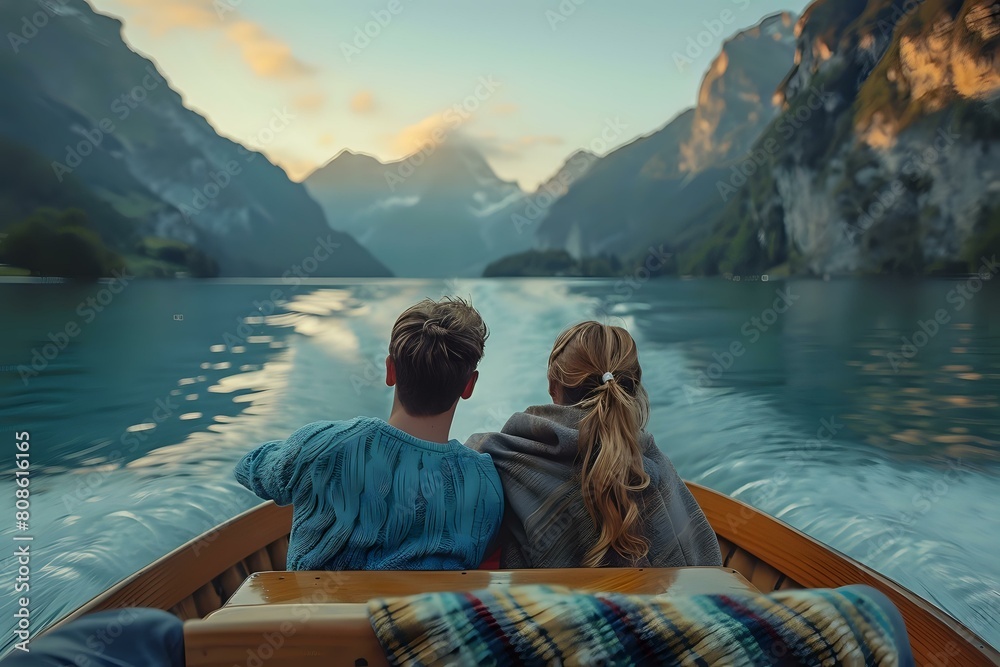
[
  {"x1": 504, "y1": 403, "x2": 588, "y2": 438},
  {"x1": 467, "y1": 405, "x2": 583, "y2": 466},
  {"x1": 636, "y1": 432, "x2": 683, "y2": 483}
]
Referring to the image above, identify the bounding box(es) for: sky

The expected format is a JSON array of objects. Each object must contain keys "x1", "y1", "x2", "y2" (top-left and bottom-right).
[{"x1": 88, "y1": 0, "x2": 813, "y2": 190}]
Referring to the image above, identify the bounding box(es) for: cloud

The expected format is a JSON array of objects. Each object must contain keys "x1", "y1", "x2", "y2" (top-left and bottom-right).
[
  {"x1": 477, "y1": 134, "x2": 566, "y2": 158},
  {"x1": 318, "y1": 133, "x2": 336, "y2": 147},
  {"x1": 293, "y1": 93, "x2": 326, "y2": 113},
  {"x1": 115, "y1": 0, "x2": 216, "y2": 32},
  {"x1": 492, "y1": 102, "x2": 519, "y2": 117},
  {"x1": 515, "y1": 135, "x2": 564, "y2": 148},
  {"x1": 114, "y1": 0, "x2": 313, "y2": 79},
  {"x1": 391, "y1": 111, "x2": 471, "y2": 155},
  {"x1": 350, "y1": 91, "x2": 375, "y2": 114},
  {"x1": 226, "y1": 21, "x2": 314, "y2": 78}
]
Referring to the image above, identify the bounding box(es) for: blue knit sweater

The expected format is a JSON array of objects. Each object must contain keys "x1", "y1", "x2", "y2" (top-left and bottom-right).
[{"x1": 235, "y1": 418, "x2": 504, "y2": 571}]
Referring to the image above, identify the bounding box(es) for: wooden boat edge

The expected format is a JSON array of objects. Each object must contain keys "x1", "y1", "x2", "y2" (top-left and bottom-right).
[
  {"x1": 47, "y1": 501, "x2": 294, "y2": 630},
  {"x1": 46, "y1": 486, "x2": 1000, "y2": 665},
  {"x1": 687, "y1": 482, "x2": 1000, "y2": 665}
]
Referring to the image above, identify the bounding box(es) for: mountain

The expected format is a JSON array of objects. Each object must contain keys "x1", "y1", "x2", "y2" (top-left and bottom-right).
[
  {"x1": 0, "y1": 0, "x2": 390, "y2": 277},
  {"x1": 533, "y1": 12, "x2": 799, "y2": 261},
  {"x1": 479, "y1": 149, "x2": 598, "y2": 260},
  {"x1": 304, "y1": 142, "x2": 530, "y2": 277},
  {"x1": 687, "y1": 0, "x2": 1000, "y2": 275}
]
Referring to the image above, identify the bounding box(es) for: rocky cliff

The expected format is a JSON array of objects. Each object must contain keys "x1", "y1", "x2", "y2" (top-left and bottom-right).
[
  {"x1": 692, "y1": 0, "x2": 1000, "y2": 276},
  {"x1": 533, "y1": 12, "x2": 799, "y2": 262}
]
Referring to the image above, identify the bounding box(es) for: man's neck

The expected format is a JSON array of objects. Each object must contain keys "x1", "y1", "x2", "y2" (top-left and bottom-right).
[{"x1": 387, "y1": 403, "x2": 456, "y2": 445}]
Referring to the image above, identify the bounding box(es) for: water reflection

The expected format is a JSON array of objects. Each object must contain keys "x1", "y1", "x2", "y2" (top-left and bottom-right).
[
  {"x1": 0, "y1": 278, "x2": 997, "y2": 654},
  {"x1": 571, "y1": 277, "x2": 999, "y2": 647}
]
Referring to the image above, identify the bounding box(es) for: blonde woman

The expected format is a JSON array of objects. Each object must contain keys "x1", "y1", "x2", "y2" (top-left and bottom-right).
[{"x1": 469, "y1": 322, "x2": 721, "y2": 568}]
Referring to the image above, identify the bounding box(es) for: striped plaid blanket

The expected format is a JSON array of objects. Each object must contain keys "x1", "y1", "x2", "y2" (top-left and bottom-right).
[{"x1": 368, "y1": 584, "x2": 914, "y2": 666}]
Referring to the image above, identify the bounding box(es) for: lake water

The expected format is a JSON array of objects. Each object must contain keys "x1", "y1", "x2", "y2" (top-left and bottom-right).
[{"x1": 1, "y1": 277, "x2": 998, "y2": 654}]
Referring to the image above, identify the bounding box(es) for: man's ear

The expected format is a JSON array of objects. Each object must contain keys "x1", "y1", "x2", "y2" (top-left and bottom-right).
[
  {"x1": 385, "y1": 355, "x2": 396, "y2": 387},
  {"x1": 461, "y1": 370, "x2": 479, "y2": 400}
]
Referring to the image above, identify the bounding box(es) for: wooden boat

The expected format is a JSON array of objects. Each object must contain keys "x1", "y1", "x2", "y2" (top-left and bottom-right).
[{"x1": 48, "y1": 482, "x2": 1000, "y2": 666}]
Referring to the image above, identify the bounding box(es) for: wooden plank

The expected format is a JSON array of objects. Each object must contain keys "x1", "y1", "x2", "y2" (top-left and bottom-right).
[
  {"x1": 748, "y1": 561, "x2": 784, "y2": 594},
  {"x1": 224, "y1": 567, "x2": 758, "y2": 607},
  {"x1": 777, "y1": 575, "x2": 800, "y2": 590},
  {"x1": 685, "y1": 482, "x2": 1000, "y2": 666},
  {"x1": 245, "y1": 547, "x2": 273, "y2": 574},
  {"x1": 45, "y1": 502, "x2": 293, "y2": 633},
  {"x1": 186, "y1": 605, "x2": 389, "y2": 667},
  {"x1": 217, "y1": 565, "x2": 247, "y2": 601},
  {"x1": 266, "y1": 538, "x2": 289, "y2": 571},
  {"x1": 192, "y1": 582, "x2": 223, "y2": 617},
  {"x1": 716, "y1": 536, "x2": 737, "y2": 566},
  {"x1": 726, "y1": 548, "x2": 758, "y2": 584},
  {"x1": 170, "y1": 596, "x2": 199, "y2": 621}
]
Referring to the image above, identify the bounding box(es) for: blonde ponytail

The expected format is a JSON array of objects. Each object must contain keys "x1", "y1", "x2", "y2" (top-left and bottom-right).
[{"x1": 548, "y1": 323, "x2": 652, "y2": 567}]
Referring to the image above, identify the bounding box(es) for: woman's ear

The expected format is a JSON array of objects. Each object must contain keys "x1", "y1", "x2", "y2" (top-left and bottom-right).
[{"x1": 548, "y1": 378, "x2": 562, "y2": 405}]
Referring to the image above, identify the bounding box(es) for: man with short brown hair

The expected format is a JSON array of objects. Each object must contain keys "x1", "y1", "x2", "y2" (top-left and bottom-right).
[
  {"x1": 386, "y1": 296, "x2": 489, "y2": 430},
  {"x1": 236, "y1": 297, "x2": 503, "y2": 570}
]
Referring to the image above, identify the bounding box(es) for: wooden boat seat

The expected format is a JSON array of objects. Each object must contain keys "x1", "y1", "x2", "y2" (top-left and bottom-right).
[
  {"x1": 185, "y1": 604, "x2": 387, "y2": 667},
  {"x1": 223, "y1": 566, "x2": 759, "y2": 607},
  {"x1": 184, "y1": 567, "x2": 759, "y2": 666}
]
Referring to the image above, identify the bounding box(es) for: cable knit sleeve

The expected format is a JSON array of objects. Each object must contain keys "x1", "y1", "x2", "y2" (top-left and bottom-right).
[
  {"x1": 234, "y1": 422, "x2": 339, "y2": 506},
  {"x1": 235, "y1": 439, "x2": 298, "y2": 505}
]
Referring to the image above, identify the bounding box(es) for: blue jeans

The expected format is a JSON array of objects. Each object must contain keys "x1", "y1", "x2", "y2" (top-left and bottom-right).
[{"x1": 1, "y1": 609, "x2": 183, "y2": 667}]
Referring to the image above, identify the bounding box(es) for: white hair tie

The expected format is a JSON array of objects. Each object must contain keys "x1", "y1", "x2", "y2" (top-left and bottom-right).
[{"x1": 601, "y1": 372, "x2": 615, "y2": 384}]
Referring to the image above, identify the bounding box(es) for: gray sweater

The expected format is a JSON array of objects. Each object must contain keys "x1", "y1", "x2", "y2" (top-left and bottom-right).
[{"x1": 467, "y1": 404, "x2": 723, "y2": 569}]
